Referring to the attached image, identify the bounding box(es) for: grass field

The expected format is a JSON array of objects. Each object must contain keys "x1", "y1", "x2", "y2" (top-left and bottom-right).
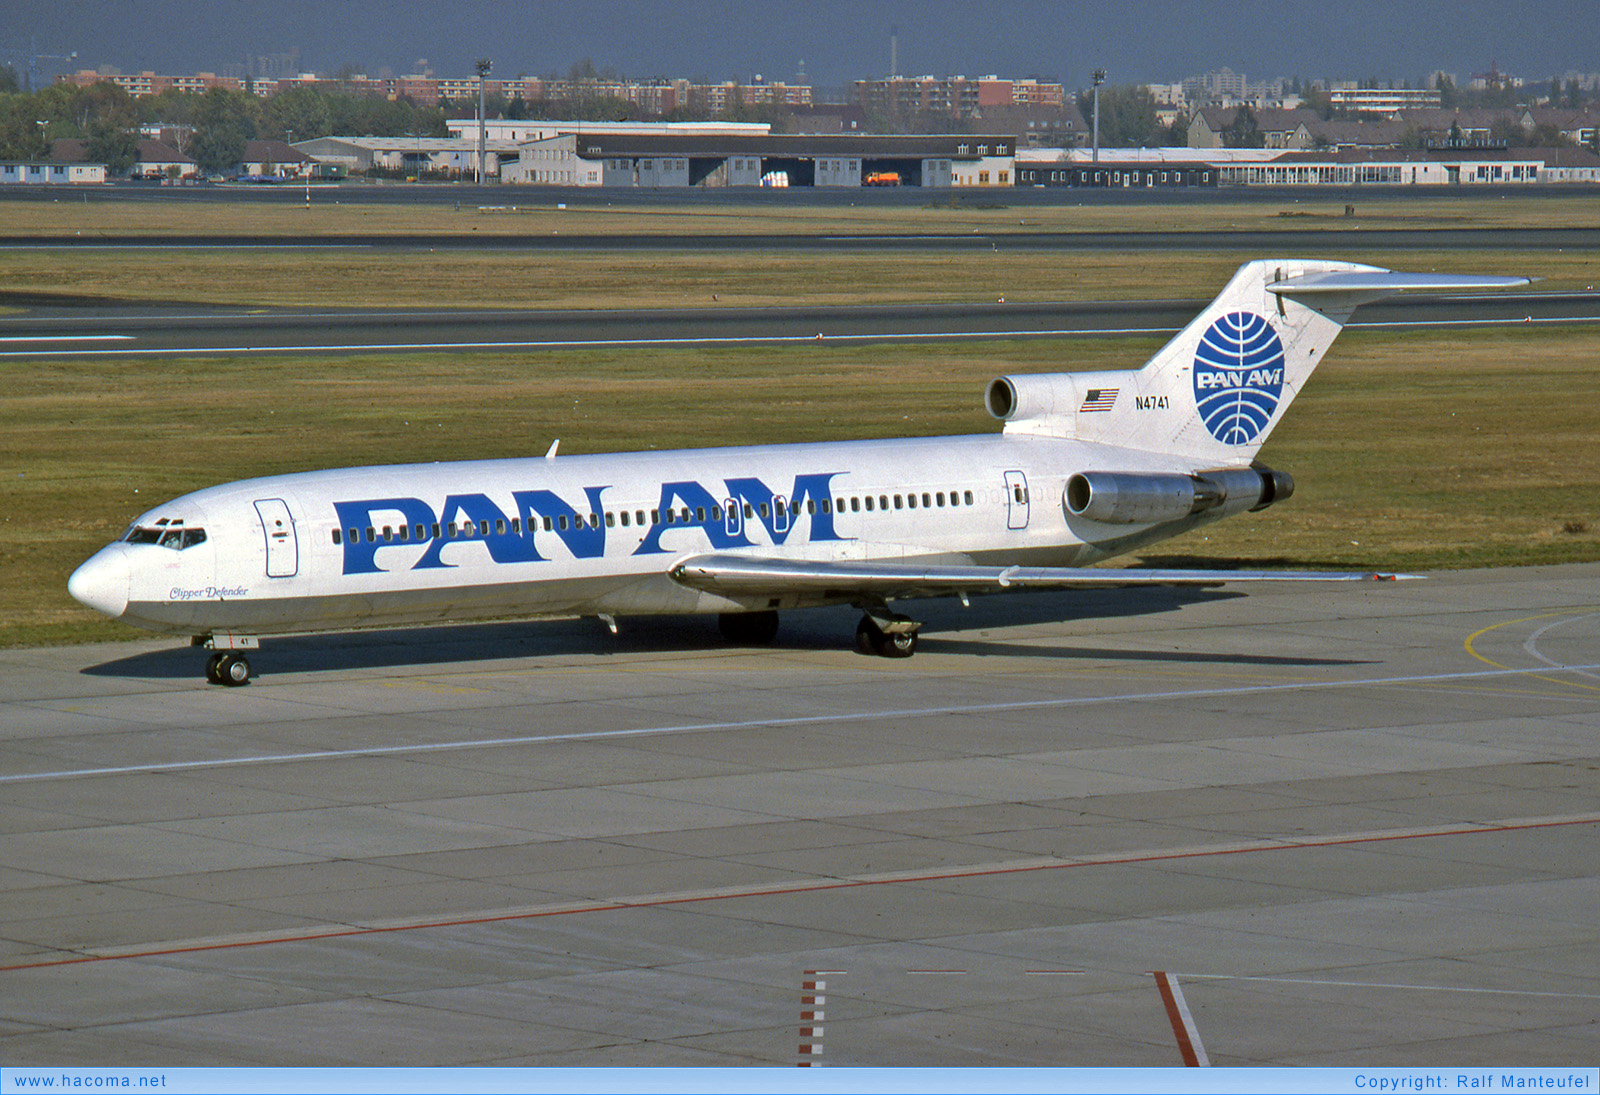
[
  {"x1": 5, "y1": 325, "x2": 1599, "y2": 648},
  {"x1": 0, "y1": 248, "x2": 1589, "y2": 311},
  {"x1": 7, "y1": 190, "x2": 1600, "y2": 238}
]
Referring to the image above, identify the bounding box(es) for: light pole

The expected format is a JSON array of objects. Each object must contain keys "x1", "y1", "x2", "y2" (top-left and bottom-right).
[
  {"x1": 1091, "y1": 69, "x2": 1105, "y2": 166},
  {"x1": 475, "y1": 58, "x2": 492, "y2": 184}
]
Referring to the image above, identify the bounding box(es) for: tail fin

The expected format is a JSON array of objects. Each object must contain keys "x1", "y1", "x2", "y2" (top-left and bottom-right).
[{"x1": 987, "y1": 260, "x2": 1527, "y2": 466}]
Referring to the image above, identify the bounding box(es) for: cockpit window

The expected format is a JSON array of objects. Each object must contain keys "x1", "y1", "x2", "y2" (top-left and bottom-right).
[{"x1": 125, "y1": 523, "x2": 207, "y2": 550}]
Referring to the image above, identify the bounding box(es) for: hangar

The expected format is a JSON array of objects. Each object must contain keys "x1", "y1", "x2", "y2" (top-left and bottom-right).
[{"x1": 503, "y1": 133, "x2": 1016, "y2": 188}]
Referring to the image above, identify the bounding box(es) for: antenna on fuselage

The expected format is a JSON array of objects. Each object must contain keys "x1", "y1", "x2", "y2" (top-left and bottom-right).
[{"x1": 545, "y1": 439, "x2": 559, "y2": 459}]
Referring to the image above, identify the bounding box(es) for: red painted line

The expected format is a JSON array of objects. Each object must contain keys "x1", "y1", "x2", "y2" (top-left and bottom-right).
[
  {"x1": 5, "y1": 815, "x2": 1593, "y2": 974},
  {"x1": 1154, "y1": 971, "x2": 1201, "y2": 1067}
]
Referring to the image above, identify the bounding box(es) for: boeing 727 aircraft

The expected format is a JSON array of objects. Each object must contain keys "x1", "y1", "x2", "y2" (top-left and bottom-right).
[{"x1": 69, "y1": 260, "x2": 1526, "y2": 685}]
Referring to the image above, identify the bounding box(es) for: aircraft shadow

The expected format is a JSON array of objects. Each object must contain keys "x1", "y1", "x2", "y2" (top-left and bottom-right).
[{"x1": 81, "y1": 586, "x2": 1367, "y2": 679}]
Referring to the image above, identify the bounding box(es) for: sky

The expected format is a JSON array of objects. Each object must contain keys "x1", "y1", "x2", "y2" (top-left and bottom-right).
[{"x1": 4, "y1": 0, "x2": 1596, "y2": 91}]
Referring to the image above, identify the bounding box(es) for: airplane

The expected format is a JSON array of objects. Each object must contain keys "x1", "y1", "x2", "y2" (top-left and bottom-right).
[{"x1": 68, "y1": 259, "x2": 1527, "y2": 685}]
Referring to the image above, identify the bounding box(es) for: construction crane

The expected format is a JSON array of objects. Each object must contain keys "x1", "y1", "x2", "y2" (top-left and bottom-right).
[{"x1": 0, "y1": 38, "x2": 78, "y2": 92}]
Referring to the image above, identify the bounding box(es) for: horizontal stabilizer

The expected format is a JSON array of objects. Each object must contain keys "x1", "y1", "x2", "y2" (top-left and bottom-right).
[
  {"x1": 670, "y1": 553, "x2": 1414, "y2": 601},
  {"x1": 1267, "y1": 271, "x2": 1530, "y2": 299}
]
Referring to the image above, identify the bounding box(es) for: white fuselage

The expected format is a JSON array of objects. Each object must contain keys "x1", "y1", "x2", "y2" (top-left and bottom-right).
[{"x1": 73, "y1": 432, "x2": 1201, "y2": 638}]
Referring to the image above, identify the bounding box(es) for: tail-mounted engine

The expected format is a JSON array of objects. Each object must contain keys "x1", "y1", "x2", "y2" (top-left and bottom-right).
[{"x1": 1064, "y1": 468, "x2": 1294, "y2": 525}]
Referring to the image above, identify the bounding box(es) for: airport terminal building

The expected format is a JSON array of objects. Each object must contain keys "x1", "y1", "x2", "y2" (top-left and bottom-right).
[{"x1": 501, "y1": 133, "x2": 1016, "y2": 188}]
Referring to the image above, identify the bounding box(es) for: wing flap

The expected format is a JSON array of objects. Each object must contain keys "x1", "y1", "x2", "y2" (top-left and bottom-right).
[{"x1": 668, "y1": 553, "x2": 1410, "y2": 601}]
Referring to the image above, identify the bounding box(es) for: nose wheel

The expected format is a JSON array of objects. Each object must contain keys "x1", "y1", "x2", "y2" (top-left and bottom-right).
[{"x1": 204, "y1": 651, "x2": 252, "y2": 686}]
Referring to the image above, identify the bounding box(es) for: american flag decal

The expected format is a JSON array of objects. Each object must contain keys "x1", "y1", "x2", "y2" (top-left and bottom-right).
[{"x1": 1080, "y1": 388, "x2": 1119, "y2": 412}]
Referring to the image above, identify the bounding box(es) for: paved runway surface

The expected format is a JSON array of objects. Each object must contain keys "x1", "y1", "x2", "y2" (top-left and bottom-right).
[
  {"x1": 5, "y1": 226, "x2": 1600, "y2": 254},
  {"x1": 3, "y1": 293, "x2": 1596, "y2": 358},
  {"x1": 2, "y1": 565, "x2": 1596, "y2": 1065}
]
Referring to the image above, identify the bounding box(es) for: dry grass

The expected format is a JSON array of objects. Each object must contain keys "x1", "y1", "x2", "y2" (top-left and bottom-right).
[
  {"x1": 7, "y1": 190, "x2": 1600, "y2": 238},
  {"x1": 0, "y1": 247, "x2": 1587, "y2": 310}
]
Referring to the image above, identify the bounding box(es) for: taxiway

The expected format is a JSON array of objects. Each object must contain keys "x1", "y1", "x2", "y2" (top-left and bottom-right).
[{"x1": 2, "y1": 565, "x2": 1596, "y2": 1065}]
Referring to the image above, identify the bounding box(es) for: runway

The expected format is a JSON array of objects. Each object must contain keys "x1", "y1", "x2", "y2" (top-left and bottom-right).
[
  {"x1": 4, "y1": 226, "x2": 1600, "y2": 254},
  {"x1": 2, "y1": 565, "x2": 1596, "y2": 1065},
  {"x1": 3, "y1": 292, "x2": 1597, "y2": 358}
]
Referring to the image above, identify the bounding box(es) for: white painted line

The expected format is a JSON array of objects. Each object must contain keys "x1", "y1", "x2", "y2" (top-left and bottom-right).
[
  {"x1": 8, "y1": 659, "x2": 1600, "y2": 785},
  {"x1": 1154, "y1": 971, "x2": 1210, "y2": 1067}
]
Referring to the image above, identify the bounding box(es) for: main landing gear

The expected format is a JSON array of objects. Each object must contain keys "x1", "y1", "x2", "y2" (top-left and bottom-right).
[
  {"x1": 204, "y1": 651, "x2": 252, "y2": 686},
  {"x1": 715, "y1": 608, "x2": 922, "y2": 658},
  {"x1": 854, "y1": 612, "x2": 920, "y2": 658}
]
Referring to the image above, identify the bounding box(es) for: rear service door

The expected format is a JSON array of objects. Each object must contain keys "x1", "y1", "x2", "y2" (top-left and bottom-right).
[
  {"x1": 1003, "y1": 470, "x2": 1030, "y2": 530},
  {"x1": 254, "y1": 498, "x2": 299, "y2": 578}
]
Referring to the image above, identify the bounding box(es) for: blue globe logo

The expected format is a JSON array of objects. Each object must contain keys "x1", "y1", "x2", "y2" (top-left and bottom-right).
[{"x1": 1193, "y1": 312, "x2": 1285, "y2": 445}]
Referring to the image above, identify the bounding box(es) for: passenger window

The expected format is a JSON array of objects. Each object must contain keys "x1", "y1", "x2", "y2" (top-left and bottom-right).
[
  {"x1": 348, "y1": 528, "x2": 358, "y2": 543},
  {"x1": 480, "y1": 520, "x2": 491, "y2": 536},
  {"x1": 416, "y1": 523, "x2": 427, "y2": 539},
  {"x1": 964, "y1": 490, "x2": 974, "y2": 505},
  {"x1": 864, "y1": 496, "x2": 874, "y2": 511},
  {"x1": 880, "y1": 495, "x2": 889, "y2": 510},
  {"x1": 559, "y1": 516, "x2": 569, "y2": 530},
  {"x1": 807, "y1": 500, "x2": 816, "y2": 515},
  {"x1": 680, "y1": 507, "x2": 691, "y2": 523},
  {"x1": 851, "y1": 497, "x2": 860, "y2": 512},
  {"x1": 637, "y1": 510, "x2": 646, "y2": 526},
  {"x1": 543, "y1": 516, "x2": 553, "y2": 532},
  {"x1": 332, "y1": 529, "x2": 342, "y2": 545},
  {"x1": 696, "y1": 507, "x2": 706, "y2": 522},
  {"x1": 366, "y1": 527, "x2": 376, "y2": 542},
  {"x1": 759, "y1": 503, "x2": 770, "y2": 518},
  {"x1": 936, "y1": 492, "x2": 945, "y2": 507},
  {"x1": 620, "y1": 511, "x2": 629, "y2": 527},
  {"x1": 894, "y1": 495, "x2": 903, "y2": 509},
  {"x1": 651, "y1": 509, "x2": 660, "y2": 524},
  {"x1": 907, "y1": 494, "x2": 917, "y2": 509},
  {"x1": 398, "y1": 526, "x2": 409, "y2": 542},
  {"x1": 382, "y1": 526, "x2": 393, "y2": 541},
  {"x1": 495, "y1": 520, "x2": 506, "y2": 535},
  {"x1": 744, "y1": 503, "x2": 754, "y2": 519},
  {"x1": 432, "y1": 523, "x2": 441, "y2": 538},
  {"x1": 606, "y1": 512, "x2": 615, "y2": 527},
  {"x1": 511, "y1": 519, "x2": 521, "y2": 534},
  {"x1": 922, "y1": 493, "x2": 931, "y2": 508}
]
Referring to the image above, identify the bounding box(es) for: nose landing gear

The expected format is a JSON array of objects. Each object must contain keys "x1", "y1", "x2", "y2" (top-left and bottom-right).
[
  {"x1": 204, "y1": 651, "x2": 252, "y2": 686},
  {"x1": 195, "y1": 634, "x2": 258, "y2": 686}
]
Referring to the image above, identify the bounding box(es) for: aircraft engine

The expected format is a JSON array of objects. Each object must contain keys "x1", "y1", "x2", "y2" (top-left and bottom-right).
[{"x1": 1064, "y1": 468, "x2": 1294, "y2": 525}]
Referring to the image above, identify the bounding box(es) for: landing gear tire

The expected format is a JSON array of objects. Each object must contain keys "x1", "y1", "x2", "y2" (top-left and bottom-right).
[
  {"x1": 855, "y1": 615, "x2": 918, "y2": 659},
  {"x1": 214, "y1": 653, "x2": 251, "y2": 686},
  {"x1": 204, "y1": 652, "x2": 225, "y2": 684},
  {"x1": 718, "y1": 610, "x2": 779, "y2": 645}
]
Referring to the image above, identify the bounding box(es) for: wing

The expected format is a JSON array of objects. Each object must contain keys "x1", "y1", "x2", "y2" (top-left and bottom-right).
[{"x1": 668, "y1": 553, "x2": 1411, "y2": 602}]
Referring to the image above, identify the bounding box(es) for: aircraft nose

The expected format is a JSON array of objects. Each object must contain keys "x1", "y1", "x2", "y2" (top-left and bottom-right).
[{"x1": 68, "y1": 545, "x2": 130, "y2": 619}]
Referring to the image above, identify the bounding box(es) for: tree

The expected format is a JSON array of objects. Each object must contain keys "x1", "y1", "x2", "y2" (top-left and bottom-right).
[
  {"x1": 1222, "y1": 105, "x2": 1264, "y2": 148},
  {"x1": 1435, "y1": 73, "x2": 1459, "y2": 111},
  {"x1": 85, "y1": 120, "x2": 138, "y2": 174},
  {"x1": 190, "y1": 87, "x2": 259, "y2": 173},
  {"x1": 0, "y1": 66, "x2": 19, "y2": 95}
]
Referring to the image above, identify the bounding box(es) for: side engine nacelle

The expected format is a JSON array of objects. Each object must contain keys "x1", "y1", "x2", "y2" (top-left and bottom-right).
[
  {"x1": 985, "y1": 370, "x2": 1130, "y2": 434},
  {"x1": 1064, "y1": 468, "x2": 1294, "y2": 525}
]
